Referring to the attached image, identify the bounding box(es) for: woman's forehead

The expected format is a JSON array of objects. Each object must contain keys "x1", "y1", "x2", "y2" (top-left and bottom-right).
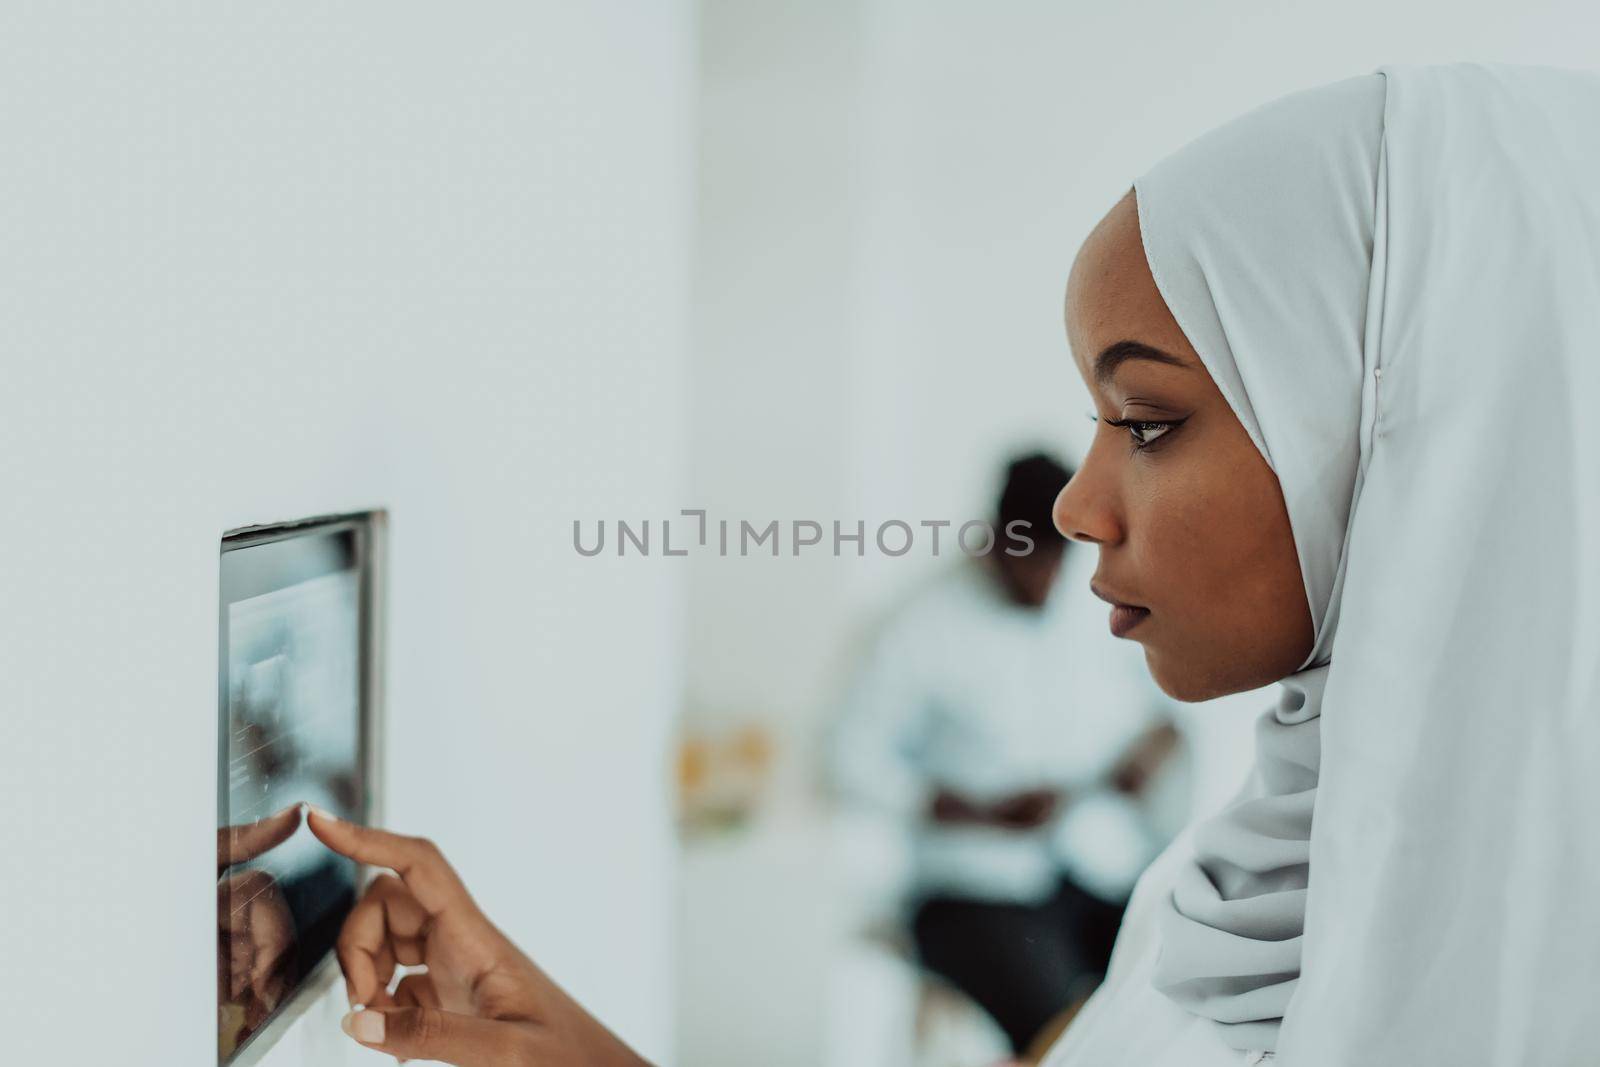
[{"x1": 1067, "y1": 199, "x2": 1200, "y2": 379}]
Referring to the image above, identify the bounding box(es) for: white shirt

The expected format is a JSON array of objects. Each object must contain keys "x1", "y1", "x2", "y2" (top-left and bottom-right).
[{"x1": 829, "y1": 552, "x2": 1167, "y2": 904}]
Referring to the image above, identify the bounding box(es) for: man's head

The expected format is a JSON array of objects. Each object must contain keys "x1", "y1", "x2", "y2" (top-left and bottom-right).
[{"x1": 994, "y1": 452, "x2": 1072, "y2": 608}]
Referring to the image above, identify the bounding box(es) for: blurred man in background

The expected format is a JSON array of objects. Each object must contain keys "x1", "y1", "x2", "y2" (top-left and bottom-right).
[{"x1": 830, "y1": 452, "x2": 1177, "y2": 1059}]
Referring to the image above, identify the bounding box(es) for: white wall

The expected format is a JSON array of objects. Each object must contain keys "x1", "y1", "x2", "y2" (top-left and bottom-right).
[
  {"x1": 0, "y1": 4, "x2": 691, "y2": 1064},
  {"x1": 684, "y1": 3, "x2": 1600, "y2": 1065}
]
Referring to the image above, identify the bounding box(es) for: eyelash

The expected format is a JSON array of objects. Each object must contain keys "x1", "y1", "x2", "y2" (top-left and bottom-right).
[{"x1": 1090, "y1": 414, "x2": 1186, "y2": 452}]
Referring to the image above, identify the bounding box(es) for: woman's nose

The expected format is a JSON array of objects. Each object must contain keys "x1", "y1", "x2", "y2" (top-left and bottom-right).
[{"x1": 1054, "y1": 464, "x2": 1122, "y2": 546}]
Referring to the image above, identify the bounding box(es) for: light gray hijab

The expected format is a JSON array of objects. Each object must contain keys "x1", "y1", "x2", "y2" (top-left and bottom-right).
[{"x1": 1139, "y1": 64, "x2": 1600, "y2": 1061}]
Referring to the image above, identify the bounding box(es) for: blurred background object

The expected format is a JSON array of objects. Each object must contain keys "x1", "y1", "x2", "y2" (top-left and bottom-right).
[
  {"x1": 826, "y1": 452, "x2": 1180, "y2": 1059},
  {"x1": 677, "y1": 714, "x2": 777, "y2": 836}
]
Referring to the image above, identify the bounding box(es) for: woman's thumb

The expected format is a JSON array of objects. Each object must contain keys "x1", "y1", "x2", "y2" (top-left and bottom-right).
[{"x1": 343, "y1": 1006, "x2": 532, "y2": 1065}]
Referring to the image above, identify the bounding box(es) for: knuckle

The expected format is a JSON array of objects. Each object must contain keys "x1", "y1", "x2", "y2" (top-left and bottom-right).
[{"x1": 411, "y1": 1008, "x2": 449, "y2": 1047}]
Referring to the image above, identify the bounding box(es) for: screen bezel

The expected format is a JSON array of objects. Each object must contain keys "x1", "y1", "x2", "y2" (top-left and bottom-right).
[{"x1": 217, "y1": 511, "x2": 386, "y2": 1067}]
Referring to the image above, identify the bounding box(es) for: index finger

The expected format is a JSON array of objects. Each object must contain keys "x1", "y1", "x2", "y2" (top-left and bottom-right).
[
  {"x1": 306, "y1": 808, "x2": 468, "y2": 915},
  {"x1": 219, "y1": 804, "x2": 304, "y2": 871}
]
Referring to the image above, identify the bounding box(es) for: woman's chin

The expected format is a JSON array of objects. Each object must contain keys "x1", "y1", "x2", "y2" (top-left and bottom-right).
[{"x1": 1144, "y1": 646, "x2": 1250, "y2": 704}]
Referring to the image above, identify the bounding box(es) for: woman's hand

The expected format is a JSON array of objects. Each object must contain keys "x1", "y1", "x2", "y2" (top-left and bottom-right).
[{"x1": 307, "y1": 808, "x2": 649, "y2": 1066}]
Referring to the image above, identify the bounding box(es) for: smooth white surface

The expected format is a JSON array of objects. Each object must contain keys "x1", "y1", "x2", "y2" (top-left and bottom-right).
[{"x1": 0, "y1": 4, "x2": 690, "y2": 1063}]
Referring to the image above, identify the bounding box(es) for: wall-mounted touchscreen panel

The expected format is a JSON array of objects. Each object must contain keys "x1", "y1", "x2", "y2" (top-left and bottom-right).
[{"x1": 217, "y1": 514, "x2": 380, "y2": 1065}]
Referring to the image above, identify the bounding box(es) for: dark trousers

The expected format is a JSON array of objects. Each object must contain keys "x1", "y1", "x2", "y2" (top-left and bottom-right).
[{"x1": 911, "y1": 877, "x2": 1126, "y2": 1054}]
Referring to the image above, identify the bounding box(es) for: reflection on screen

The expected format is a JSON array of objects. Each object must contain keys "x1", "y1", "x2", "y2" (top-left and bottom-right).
[{"x1": 217, "y1": 525, "x2": 370, "y2": 1063}]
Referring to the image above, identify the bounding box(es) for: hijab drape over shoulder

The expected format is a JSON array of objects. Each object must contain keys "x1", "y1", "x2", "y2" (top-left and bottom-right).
[{"x1": 1133, "y1": 64, "x2": 1600, "y2": 1063}]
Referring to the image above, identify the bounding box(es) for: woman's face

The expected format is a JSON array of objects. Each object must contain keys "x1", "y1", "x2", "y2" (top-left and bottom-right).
[{"x1": 1055, "y1": 192, "x2": 1314, "y2": 701}]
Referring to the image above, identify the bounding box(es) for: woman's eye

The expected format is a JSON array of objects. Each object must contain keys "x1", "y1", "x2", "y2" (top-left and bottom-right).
[
  {"x1": 1088, "y1": 413, "x2": 1186, "y2": 452},
  {"x1": 1127, "y1": 421, "x2": 1173, "y2": 448}
]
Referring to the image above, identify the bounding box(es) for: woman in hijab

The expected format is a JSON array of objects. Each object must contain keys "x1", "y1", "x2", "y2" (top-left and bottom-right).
[
  {"x1": 1047, "y1": 63, "x2": 1600, "y2": 1065},
  {"x1": 304, "y1": 63, "x2": 1600, "y2": 1066}
]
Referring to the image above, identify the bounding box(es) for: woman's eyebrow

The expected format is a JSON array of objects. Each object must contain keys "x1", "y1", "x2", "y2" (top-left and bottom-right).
[{"x1": 1094, "y1": 339, "x2": 1191, "y2": 385}]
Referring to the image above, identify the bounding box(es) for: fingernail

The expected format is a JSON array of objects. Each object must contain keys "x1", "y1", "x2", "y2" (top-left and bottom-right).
[
  {"x1": 353, "y1": 1010, "x2": 385, "y2": 1043},
  {"x1": 340, "y1": 1010, "x2": 384, "y2": 1044},
  {"x1": 309, "y1": 806, "x2": 338, "y2": 823}
]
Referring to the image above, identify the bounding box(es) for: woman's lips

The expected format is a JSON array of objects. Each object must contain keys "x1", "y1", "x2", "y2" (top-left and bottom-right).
[
  {"x1": 1108, "y1": 603, "x2": 1151, "y2": 638},
  {"x1": 1091, "y1": 582, "x2": 1151, "y2": 638}
]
